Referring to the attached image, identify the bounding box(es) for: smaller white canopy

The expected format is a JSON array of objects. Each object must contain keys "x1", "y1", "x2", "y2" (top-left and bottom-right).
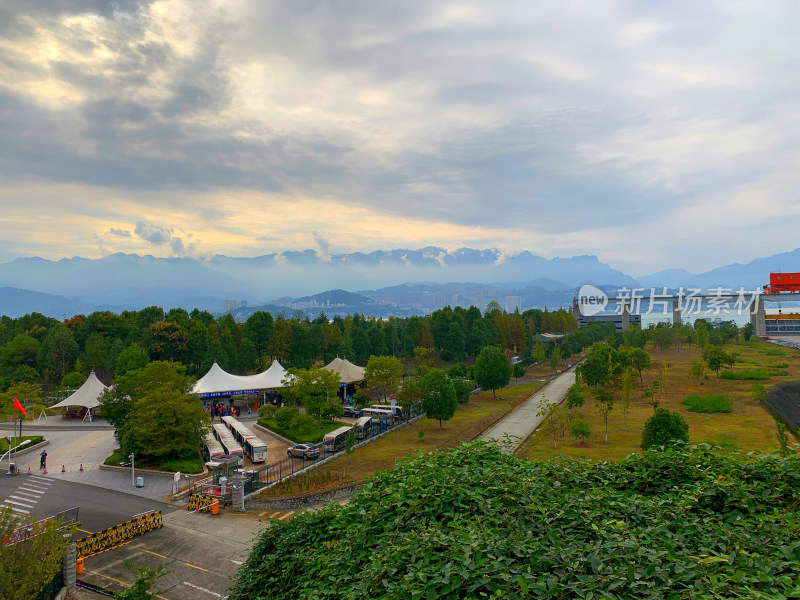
[
  {"x1": 193, "y1": 360, "x2": 289, "y2": 396},
  {"x1": 324, "y1": 357, "x2": 365, "y2": 384},
  {"x1": 51, "y1": 371, "x2": 108, "y2": 409}
]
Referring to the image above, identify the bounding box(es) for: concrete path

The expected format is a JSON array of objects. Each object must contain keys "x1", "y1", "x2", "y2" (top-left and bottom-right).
[{"x1": 480, "y1": 366, "x2": 578, "y2": 454}]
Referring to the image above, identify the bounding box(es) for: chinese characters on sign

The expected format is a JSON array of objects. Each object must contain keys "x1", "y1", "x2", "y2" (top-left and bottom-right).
[{"x1": 609, "y1": 287, "x2": 761, "y2": 316}]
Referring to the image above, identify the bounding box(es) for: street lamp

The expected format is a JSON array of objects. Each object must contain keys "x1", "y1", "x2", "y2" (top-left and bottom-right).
[
  {"x1": 129, "y1": 452, "x2": 135, "y2": 487},
  {"x1": 2, "y1": 439, "x2": 31, "y2": 474}
]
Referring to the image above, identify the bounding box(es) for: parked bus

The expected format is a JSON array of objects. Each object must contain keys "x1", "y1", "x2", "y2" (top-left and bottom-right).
[
  {"x1": 370, "y1": 404, "x2": 404, "y2": 419},
  {"x1": 323, "y1": 425, "x2": 353, "y2": 453},
  {"x1": 361, "y1": 407, "x2": 393, "y2": 421},
  {"x1": 354, "y1": 416, "x2": 372, "y2": 440},
  {"x1": 212, "y1": 423, "x2": 244, "y2": 461},
  {"x1": 203, "y1": 431, "x2": 226, "y2": 462},
  {"x1": 221, "y1": 416, "x2": 268, "y2": 463}
]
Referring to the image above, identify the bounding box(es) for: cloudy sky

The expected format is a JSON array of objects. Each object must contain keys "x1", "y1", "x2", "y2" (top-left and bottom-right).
[{"x1": 1, "y1": 0, "x2": 799, "y2": 276}]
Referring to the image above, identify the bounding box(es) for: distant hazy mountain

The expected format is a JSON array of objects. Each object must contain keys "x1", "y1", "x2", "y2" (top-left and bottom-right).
[
  {"x1": 638, "y1": 248, "x2": 800, "y2": 290},
  {"x1": 0, "y1": 286, "x2": 115, "y2": 318},
  {"x1": 0, "y1": 248, "x2": 638, "y2": 303}
]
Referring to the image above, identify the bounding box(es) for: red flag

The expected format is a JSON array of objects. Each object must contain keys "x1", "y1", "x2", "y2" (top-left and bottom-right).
[{"x1": 13, "y1": 397, "x2": 27, "y2": 416}]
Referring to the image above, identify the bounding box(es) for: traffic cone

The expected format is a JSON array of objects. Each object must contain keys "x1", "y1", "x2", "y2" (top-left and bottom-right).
[
  {"x1": 61, "y1": 465, "x2": 65, "y2": 472},
  {"x1": 79, "y1": 464, "x2": 83, "y2": 471},
  {"x1": 27, "y1": 467, "x2": 31, "y2": 475}
]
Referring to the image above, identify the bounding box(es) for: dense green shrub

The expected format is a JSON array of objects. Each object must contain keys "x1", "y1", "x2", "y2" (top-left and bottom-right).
[
  {"x1": 229, "y1": 442, "x2": 800, "y2": 600},
  {"x1": 258, "y1": 403, "x2": 277, "y2": 419},
  {"x1": 720, "y1": 369, "x2": 772, "y2": 380},
  {"x1": 275, "y1": 406, "x2": 299, "y2": 429},
  {"x1": 641, "y1": 408, "x2": 689, "y2": 449},
  {"x1": 258, "y1": 417, "x2": 342, "y2": 444},
  {"x1": 682, "y1": 394, "x2": 732, "y2": 413}
]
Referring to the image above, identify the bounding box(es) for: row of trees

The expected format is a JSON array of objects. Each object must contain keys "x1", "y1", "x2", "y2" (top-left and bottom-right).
[{"x1": 0, "y1": 305, "x2": 589, "y2": 396}]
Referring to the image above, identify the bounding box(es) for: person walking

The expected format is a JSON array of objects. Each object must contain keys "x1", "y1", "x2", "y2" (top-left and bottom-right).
[{"x1": 40, "y1": 450, "x2": 47, "y2": 470}]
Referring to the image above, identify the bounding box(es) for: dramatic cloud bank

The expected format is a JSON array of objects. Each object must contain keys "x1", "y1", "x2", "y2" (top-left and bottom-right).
[{"x1": 1, "y1": 1, "x2": 800, "y2": 274}]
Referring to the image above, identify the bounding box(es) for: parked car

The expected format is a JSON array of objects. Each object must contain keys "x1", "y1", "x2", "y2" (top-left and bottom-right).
[
  {"x1": 342, "y1": 406, "x2": 360, "y2": 418},
  {"x1": 287, "y1": 443, "x2": 320, "y2": 460}
]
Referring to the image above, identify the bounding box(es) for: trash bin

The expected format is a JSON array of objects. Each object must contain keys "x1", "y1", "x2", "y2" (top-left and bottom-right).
[
  {"x1": 8, "y1": 463, "x2": 15, "y2": 474},
  {"x1": 136, "y1": 476, "x2": 144, "y2": 487}
]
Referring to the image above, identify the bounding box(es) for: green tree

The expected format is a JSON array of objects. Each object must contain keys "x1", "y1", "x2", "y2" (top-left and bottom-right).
[
  {"x1": 742, "y1": 322, "x2": 754, "y2": 342},
  {"x1": 569, "y1": 417, "x2": 591, "y2": 445},
  {"x1": 512, "y1": 362, "x2": 526, "y2": 382},
  {"x1": 701, "y1": 345, "x2": 729, "y2": 378},
  {"x1": 420, "y1": 369, "x2": 457, "y2": 429},
  {"x1": 0, "y1": 334, "x2": 40, "y2": 369},
  {"x1": 115, "y1": 561, "x2": 170, "y2": 600},
  {"x1": 0, "y1": 507, "x2": 77, "y2": 600},
  {"x1": 243, "y1": 312, "x2": 275, "y2": 350},
  {"x1": 621, "y1": 368, "x2": 634, "y2": 429},
  {"x1": 114, "y1": 343, "x2": 149, "y2": 377},
  {"x1": 451, "y1": 377, "x2": 472, "y2": 404},
  {"x1": 537, "y1": 397, "x2": 562, "y2": 448},
  {"x1": 473, "y1": 346, "x2": 512, "y2": 400},
  {"x1": 629, "y1": 348, "x2": 651, "y2": 384},
  {"x1": 565, "y1": 382, "x2": 585, "y2": 409},
  {"x1": 595, "y1": 389, "x2": 614, "y2": 443},
  {"x1": 131, "y1": 385, "x2": 209, "y2": 459},
  {"x1": 364, "y1": 355, "x2": 403, "y2": 402},
  {"x1": 83, "y1": 332, "x2": 111, "y2": 379},
  {"x1": 641, "y1": 408, "x2": 689, "y2": 450},
  {"x1": 688, "y1": 358, "x2": 705, "y2": 386},
  {"x1": 549, "y1": 345, "x2": 562, "y2": 369},
  {"x1": 280, "y1": 365, "x2": 341, "y2": 422},
  {"x1": 39, "y1": 325, "x2": 78, "y2": 382},
  {"x1": 396, "y1": 378, "x2": 421, "y2": 413}
]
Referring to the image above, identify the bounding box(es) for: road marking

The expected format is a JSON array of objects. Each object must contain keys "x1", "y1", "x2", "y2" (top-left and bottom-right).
[
  {"x1": 145, "y1": 550, "x2": 167, "y2": 559},
  {"x1": 258, "y1": 511, "x2": 268, "y2": 517},
  {"x1": 230, "y1": 559, "x2": 243, "y2": 565},
  {"x1": 278, "y1": 511, "x2": 294, "y2": 521},
  {"x1": 8, "y1": 496, "x2": 36, "y2": 506},
  {"x1": 183, "y1": 581, "x2": 222, "y2": 597},
  {"x1": 269, "y1": 511, "x2": 281, "y2": 518},
  {"x1": 19, "y1": 487, "x2": 45, "y2": 495},
  {"x1": 10, "y1": 506, "x2": 30, "y2": 514},
  {"x1": 11, "y1": 491, "x2": 40, "y2": 500},
  {"x1": 28, "y1": 475, "x2": 51, "y2": 483},
  {"x1": 88, "y1": 570, "x2": 130, "y2": 587},
  {"x1": 185, "y1": 562, "x2": 210, "y2": 572},
  {"x1": 4, "y1": 498, "x2": 34, "y2": 509},
  {"x1": 77, "y1": 528, "x2": 93, "y2": 534}
]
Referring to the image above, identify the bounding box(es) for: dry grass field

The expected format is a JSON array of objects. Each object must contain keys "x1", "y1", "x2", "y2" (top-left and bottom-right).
[
  {"x1": 521, "y1": 339, "x2": 800, "y2": 462},
  {"x1": 257, "y1": 380, "x2": 544, "y2": 498}
]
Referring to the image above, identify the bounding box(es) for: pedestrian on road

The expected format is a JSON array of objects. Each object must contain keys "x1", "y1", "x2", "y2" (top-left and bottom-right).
[{"x1": 40, "y1": 450, "x2": 47, "y2": 470}]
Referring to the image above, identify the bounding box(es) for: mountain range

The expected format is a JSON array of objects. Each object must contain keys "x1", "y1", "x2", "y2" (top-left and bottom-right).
[{"x1": 0, "y1": 246, "x2": 797, "y2": 319}]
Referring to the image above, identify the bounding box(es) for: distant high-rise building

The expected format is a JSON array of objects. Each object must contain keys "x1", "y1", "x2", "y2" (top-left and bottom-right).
[
  {"x1": 223, "y1": 299, "x2": 239, "y2": 312},
  {"x1": 241, "y1": 300, "x2": 248, "y2": 308},
  {"x1": 504, "y1": 296, "x2": 521, "y2": 312}
]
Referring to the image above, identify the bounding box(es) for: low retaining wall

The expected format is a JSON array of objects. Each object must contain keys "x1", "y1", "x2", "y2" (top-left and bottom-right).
[
  {"x1": 247, "y1": 482, "x2": 364, "y2": 510},
  {"x1": 253, "y1": 422, "x2": 296, "y2": 446},
  {"x1": 764, "y1": 381, "x2": 800, "y2": 433},
  {"x1": 99, "y1": 463, "x2": 207, "y2": 480}
]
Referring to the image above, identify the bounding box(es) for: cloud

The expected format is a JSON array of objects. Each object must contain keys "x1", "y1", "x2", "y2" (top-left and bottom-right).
[
  {"x1": 2, "y1": 0, "x2": 800, "y2": 274},
  {"x1": 313, "y1": 231, "x2": 331, "y2": 262}
]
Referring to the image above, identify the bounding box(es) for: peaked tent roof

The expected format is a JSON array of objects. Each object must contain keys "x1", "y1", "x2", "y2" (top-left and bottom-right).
[
  {"x1": 51, "y1": 371, "x2": 108, "y2": 409},
  {"x1": 193, "y1": 360, "x2": 288, "y2": 396},
  {"x1": 323, "y1": 357, "x2": 366, "y2": 384}
]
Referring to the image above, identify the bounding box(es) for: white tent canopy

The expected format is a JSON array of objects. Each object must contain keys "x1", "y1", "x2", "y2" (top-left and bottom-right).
[
  {"x1": 51, "y1": 371, "x2": 108, "y2": 410},
  {"x1": 323, "y1": 357, "x2": 366, "y2": 384},
  {"x1": 193, "y1": 360, "x2": 288, "y2": 397}
]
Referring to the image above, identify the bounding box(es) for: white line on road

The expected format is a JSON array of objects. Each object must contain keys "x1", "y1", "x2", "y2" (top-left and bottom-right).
[
  {"x1": 8, "y1": 495, "x2": 37, "y2": 506},
  {"x1": 183, "y1": 581, "x2": 222, "y2": 597},
  {"x1": 18, "y1": 486, "x2": 45, "y2": 494},
  {"x1": 11, "y1": 491, "x2": 40, "y2": 500},
  {"x1": 4, "y1": 498, "x2": 34, "y2": 509},
  {"x1": 278, "y1": 511, "x2": 294, "y2": 521},
  {"x1": 28, "y1": 475, "x2": 51, "y2": 483},
  {"x1": 10, "y1": 506, "x2": 30, "y2": 514}
]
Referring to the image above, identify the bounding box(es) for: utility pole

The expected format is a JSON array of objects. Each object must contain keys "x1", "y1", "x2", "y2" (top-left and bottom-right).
[{"x1": 129, "y1": 453, "x2": 135, "y2": 487}]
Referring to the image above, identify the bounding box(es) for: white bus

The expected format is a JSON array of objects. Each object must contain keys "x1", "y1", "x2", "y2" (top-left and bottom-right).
[
  {"x1": 370, "y1": 404, "x2": 404, "y2": 419},
  {"x1": 361, "y1": 407, "x2": 393, "y2": 422},
  {"x1": 354, "y1": 416, "x2": 372, "y2": 440},
  {"x1": 221, "y1": 416, "x2": 269, "y2": 463},
  {"x1": 203, "y1": 431, "x2": 226, "y2": 461},
  {"x1": 323, "y1": 425, "x2": 353, "y2": 453},
  {"x1": 212, "y1": 423, "x2": 244, "y2": 461}
]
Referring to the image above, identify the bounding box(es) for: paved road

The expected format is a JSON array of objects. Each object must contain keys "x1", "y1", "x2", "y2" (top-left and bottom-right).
[
  {"x1": 480, "y1": 366, "x2": 578, "y2": 454},
  {"x1": 0, "y1": 472, "x2": 173, "y2": 532}
]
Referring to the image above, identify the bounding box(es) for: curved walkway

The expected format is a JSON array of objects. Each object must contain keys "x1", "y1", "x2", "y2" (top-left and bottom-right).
[{"x1": 479, "y1": 364, "x2": 579, "y2": 454}]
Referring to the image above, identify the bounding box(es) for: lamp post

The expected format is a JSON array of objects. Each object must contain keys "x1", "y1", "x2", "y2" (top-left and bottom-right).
[
  {"x1": 129, "y1": 452, "x2": 135, "y2": 487},
  {"x1": 3, "y1": 439, "x2": 31, "y2": 473}
]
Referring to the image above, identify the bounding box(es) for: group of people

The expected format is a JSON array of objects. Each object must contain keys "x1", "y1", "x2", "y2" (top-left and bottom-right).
[{"x1": 203, "y1": 399, "x2": 252, "y2": 420}]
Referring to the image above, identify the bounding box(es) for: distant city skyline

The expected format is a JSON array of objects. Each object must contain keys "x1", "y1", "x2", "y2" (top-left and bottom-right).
[{"x1": 2, "y1": 1, "x2": 800, "y2": 275}]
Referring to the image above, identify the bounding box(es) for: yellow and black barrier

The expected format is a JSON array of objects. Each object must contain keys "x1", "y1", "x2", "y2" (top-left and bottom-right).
[
  {"x1": 76, "y1": 509, "x2": 162, "y2": 559},
  {"x1": 187, "y1": 493, "x2": 219, "y2": 513}
]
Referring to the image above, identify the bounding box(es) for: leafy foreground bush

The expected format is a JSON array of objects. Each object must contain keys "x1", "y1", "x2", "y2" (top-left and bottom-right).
[
  {"x1": 720, "y1": 369, "x2": 772, "y2": 381},
  {"x1": 682, "y1": 394, "x2": 732, "y2": 413},
  {"x1": 229, "y1": 442, "x2": 800, "y2": 600}
]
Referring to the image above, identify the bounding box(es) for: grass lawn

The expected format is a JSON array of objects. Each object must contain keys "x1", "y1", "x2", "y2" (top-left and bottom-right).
[
  {"x1": 104, "y1": 450, "x2": 204, "y2": 474},
  {"x1": 257, "y1": 381, "x2": 544, "y2": 498},
  {"x1": 257, "y1": 418, "x2": 343, "y2": 444},
  {"x1": 0, "y1": 435, "x2": 43, "y2": 453},
  {"x1": 521, "y1": 340, "x2": 799, "y2": 462}
]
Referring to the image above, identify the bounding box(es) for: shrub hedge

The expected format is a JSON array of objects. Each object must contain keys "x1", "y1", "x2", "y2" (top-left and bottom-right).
[{"x1": 682, "y1": 394, "x2": 733, "y2": 413}]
